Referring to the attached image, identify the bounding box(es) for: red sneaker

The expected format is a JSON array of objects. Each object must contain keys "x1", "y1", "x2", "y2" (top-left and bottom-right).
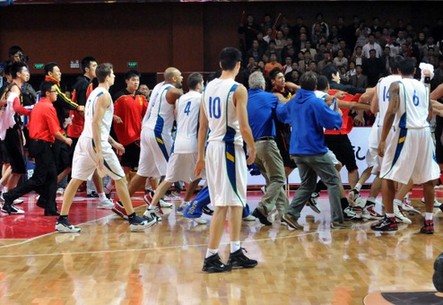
[
  {"x1": 420, "y1": 219, "x2": 434, "y2": 234},
  {"x1": 111, "y1": 201, "x2": 128, "y2": 220}
]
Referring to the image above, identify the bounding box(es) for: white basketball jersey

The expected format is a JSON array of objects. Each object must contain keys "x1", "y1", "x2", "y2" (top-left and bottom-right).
[
  {"x1": 203, "y1": 78, "x2": 243, "y2": 146},
  {"x1": 144, "y1": 82, "x2": 175, "y2": 136},
  {"x1": 395, "y1": 78, "x2": 429, "y2": 129},
  {"x1": 82, "y1": 87, "x2": 113, "y2": 141},
  {"x1": 173, "y1": 90, "x2": 201, "y2": 153},
  {"x1": 376, "y1": 74, "x2": 402, "y2": 127},
  {"x1": 142, "y1": 81, "x2": 163, "y2": 127}
]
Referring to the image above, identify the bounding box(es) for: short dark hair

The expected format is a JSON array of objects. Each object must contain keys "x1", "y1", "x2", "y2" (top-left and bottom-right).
[
  {"x1": 316, "y1": 75, "x2": 329, "y2": 91},
  {"x1": 398, "y1": 58, "x2": 416, "y2": 75},
  {"x1": 124, "y1": 69, "x2": 140, "y2": 80},
  {"x1": 10, "y1": 62, "x2": 27, "y2": 79},
  {"x1": 187, "y1": 72, "x2": 203, "y2": 90},
  {"x1": 270, "y1": 67, "x2": 283, "y2": 80},
  {"x1": 40, "y1": 81, "x2": 55, "y2": 96},
  {"x1": 300, "y1": 72, "x2": 317, "y2": 90},
  {"x1": 96, "y1": 63, "x2": 113, "y2": 83},
  {"x1": 44, "y1": 62, "x2": 58, "y2": 75},
  {"x1": 389, "y1": 55, "x2": 404, "y2": 73},
  {"x1": 321, "y1": 64, "x2": 337, "y2": 81},
  {"x1": 8, "y1": 45, "x2": 23, "y2": 56},
  {"x1": 219, "y1": 47, "x2": 242, "y2": 71},
  {"x1": 81, "y1": 56, "x2": 96, "y2": 73}
]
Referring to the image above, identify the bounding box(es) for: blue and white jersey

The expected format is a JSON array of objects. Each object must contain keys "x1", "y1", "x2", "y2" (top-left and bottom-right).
[
  {"x1": 144, "y1": 82, "x2": 175, "y2": 137},
  {"x1": 395, "y1": 78, "x2": 429, "y2": 129},
  {"x1": 202, "y1": 78, "x2": 243, "y2": 146},
  {"x1": 376, "y1": 74, "x2": 402, "y2": 127},
  {"x1": 173, "y1": 90, "x2": 201, "y2": 153},
  {"x1": 81, "y1": 87, "x2": 113, "y2": 142}
]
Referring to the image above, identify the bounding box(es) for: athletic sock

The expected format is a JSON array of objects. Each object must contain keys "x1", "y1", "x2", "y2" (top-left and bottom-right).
[
  {"x1": 230, "y1": 241, "x2": 241, "y2": 253},
  {"x1": 206, "y1": 248, "x2": 218, "y2": 258},
  {"x1": 354, "y1": 183, "x2": 362, "y2": 192},
  {"x1": 425, "y1": 213, "x2": 433, "y2": 221},
  {"x1": 98, "y1": 192, "x2": 107, "y2": 201}
]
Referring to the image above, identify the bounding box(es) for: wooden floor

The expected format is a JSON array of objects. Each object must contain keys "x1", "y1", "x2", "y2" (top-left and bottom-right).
[{"x1": 1, "y1": 191, "x2": 443, "y2": 305}]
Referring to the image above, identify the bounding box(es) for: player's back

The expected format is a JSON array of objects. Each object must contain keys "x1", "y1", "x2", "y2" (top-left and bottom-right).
[
  {"x1": 82, "y1": 87, "x2": 113, "y2": 141},
  {"x1": 376, "y1": 74, "x2": 402, "y2": 126},
  {"x1": 144, "y1": 82, "x2": 175, "y2": 136},
  {"x1": 396, "y1": 78, "x2": 429, "y2": 129},
  {"x1": 174, "y1": 90, "x2": 201, "y2": 153},
  {"x1": 203, "y1": 78, "x2": 243, "y2": 146}
]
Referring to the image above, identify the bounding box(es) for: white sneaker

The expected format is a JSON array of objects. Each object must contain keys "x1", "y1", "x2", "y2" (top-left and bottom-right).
[
  {"x1": 12, "y1": 198, "x2": 24, "y2": 205},
  {"x1": 242, "y1": 214, "x2": 256, "y2": 222},
  {"x1": 399, "y1": 199, "x2": 421, "y2": 215},
  {"x1": 348, "y1": 189, "x2": 360, "y2": 204},
  {"x1": 56, "y1": 188, "x2": 65, "y2": 195},
  {"x1": 394, "y1": 205, "x2": 412, "y2": 224},
  {"x1": 159, "y1": 199, "x2": 173, "y2": 208},
  {"x1": 56, "y1": 220, "x2": 81, "y2": 233},
  {"x1": 97, "y1": 197, "x2": 114, "y2": 209},
  {"x1": 192, "y1": 217, "x2": 208, "y2": 225}
]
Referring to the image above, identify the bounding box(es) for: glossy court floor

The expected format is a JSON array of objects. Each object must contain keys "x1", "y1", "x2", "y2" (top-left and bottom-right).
[{"x1": 1, "y1": 188, "x2": 443, "y2": 305}]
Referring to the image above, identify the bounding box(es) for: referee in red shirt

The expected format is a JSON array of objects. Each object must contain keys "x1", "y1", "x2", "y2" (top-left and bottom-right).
[{"x1": 2, "y1": 82, "x2": 72, "y2": 215}]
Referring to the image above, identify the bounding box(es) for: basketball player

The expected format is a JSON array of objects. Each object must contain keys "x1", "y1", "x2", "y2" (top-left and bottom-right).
[
  {"x1": 351, "y1": 56, "x2": 416, "y2": 223},
  {"x1": 122, "y1": 67, "x2": 183, "y2": 221},
  {"x1": 147, "y1": 72, "x2": 206, "y2": 224},
  {"x1": 55, "y1": 63, "x2": 153, "y2": 233},
  {"x1": 371, "y1": 58, "x2": 440, "y2": 233},
  {"x1": 195, "y1": 47, "x2": 257, "y2": 273}
]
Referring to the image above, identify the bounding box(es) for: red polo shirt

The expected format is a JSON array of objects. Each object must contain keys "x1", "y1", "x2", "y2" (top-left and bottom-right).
[
  {"x1": 113, "y1": 90, "x2": 148, "y2": 146},
  {"x1": 28, "y1": 97, "x2": 62, "y2": 143}
]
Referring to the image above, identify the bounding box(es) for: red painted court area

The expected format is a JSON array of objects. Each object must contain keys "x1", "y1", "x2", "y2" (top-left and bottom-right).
[{"x1": 0, "y1": 192, "x2": 146, "y2": 239}]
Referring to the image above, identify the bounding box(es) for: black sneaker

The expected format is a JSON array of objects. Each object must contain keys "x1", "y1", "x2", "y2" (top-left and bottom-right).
[
  {"x1": 306, "y1": 197, "x2": 321, "y2": 214},
  {"x1": 202, "y1": 206, "x2": 214, "y2": 216},
  {"x1": 228, "y1": 248, "x2": 258, "y2": 269},
  {"x1": 371, "y1": 216, "x2": 398, "y2": 231},
  {"x1": 129, "y1": 214, "x2": 156, "y2": 232},
  {"x1": 281, "y1": 213, "x2": 303, "y2": 229},
  {"x1": 202, "y1": 253, "x2": 232, "y2": 273},
  {"x1": 252, "y1": 208, "x2": 272, "y2": 225},
  {"x1": 55, "y1": 218, "x2": 81, "y2": 233}
]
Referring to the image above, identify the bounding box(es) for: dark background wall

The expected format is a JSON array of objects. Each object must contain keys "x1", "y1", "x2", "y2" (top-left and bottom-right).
[{"x1": 0, "y1": 1, "x2": 441, "y2": 89}]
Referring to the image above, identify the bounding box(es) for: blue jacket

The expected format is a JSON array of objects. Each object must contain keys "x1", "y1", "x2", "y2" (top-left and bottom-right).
[
  {"x1": 247, "y1": 89, "x2": 278, "y2": 139},
  {"x1": 276, "y1": 89, "x2": 342, "y2": 155}
]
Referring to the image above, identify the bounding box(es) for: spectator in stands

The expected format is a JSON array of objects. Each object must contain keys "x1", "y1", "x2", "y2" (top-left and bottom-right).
[
  {"x1": 362, "y1": 49, "x2": 384, "y2": 87},
  {"x1": 301, "y1": 40, "x2": 317, "y2": 59},
  {"x1": 333, "y1": 49, "x2": 349, "y2": 70},
  {"x1": 282, "y1": 56, "x2": 293, "y2": 75},
  {"x1": 350, "y1": 45, "x2": 364, "y2": 66},
  {"x1": 247, "y1": 39, "x2": 264, "y2": 62},
  {"x1": 350, "y1": 64, "x2": 368, "y2": 89},
  {"x1": 362, "y1": 33, "x2": 383, "y2": 58},
  {"x1": 238, "y1": 14, "x2": 262, "y2": 52},
  {"x1": 264, "y1": 52, "x2": 283, "y2": 78}
]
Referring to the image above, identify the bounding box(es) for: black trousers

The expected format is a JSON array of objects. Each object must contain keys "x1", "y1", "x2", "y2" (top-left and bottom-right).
[{"x1": 4, "y1": 139, "x2": 58, "y2": 212}]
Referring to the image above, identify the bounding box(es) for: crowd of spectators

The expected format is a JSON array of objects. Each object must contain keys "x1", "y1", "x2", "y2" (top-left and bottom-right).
[{"x1": 237, "y1": 13, "x2": 443, "y2": 95}]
